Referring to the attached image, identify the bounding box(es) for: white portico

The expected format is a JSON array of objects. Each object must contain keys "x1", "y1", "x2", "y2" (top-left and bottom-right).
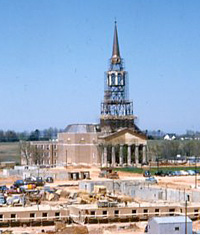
[{"x1": 99, "y1": 128, "x2": 147, "y2": 167}]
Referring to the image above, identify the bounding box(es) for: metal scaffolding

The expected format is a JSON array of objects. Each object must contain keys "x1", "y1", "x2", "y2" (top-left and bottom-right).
[{"x1": 100, "y1": 23, "x2": 136, "y2": 133}]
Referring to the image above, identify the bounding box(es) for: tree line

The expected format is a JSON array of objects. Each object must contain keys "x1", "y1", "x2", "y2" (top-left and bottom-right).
[
  {"x1": 0, "y1": 128, "x2": 63, "y2": 142},
  {"x1": 148, "y1": 140, "x2": 200, "y2": 160}
]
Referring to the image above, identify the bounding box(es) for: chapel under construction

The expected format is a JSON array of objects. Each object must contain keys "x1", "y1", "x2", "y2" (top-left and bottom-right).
[{"x1": 21, "y1": 23, "x2": 148, "y2": 167}]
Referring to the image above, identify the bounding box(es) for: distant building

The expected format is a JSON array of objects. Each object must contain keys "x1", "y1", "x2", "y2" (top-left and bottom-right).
[
  {"x1": 164, "y1": 134, "x2": 176, "y2": 140},
  {"x1": 147, "y1": 216, "x2": 192, "y2": 234},
  {"x1": 187, "y1": 156, "x2": 200, "y2": 164},
  {"x1": 21, "y1": 140, "x2": 58, "y2": 166},
  {"x1": 167, "y1": 155, "x2": 186, "y2": 164}
]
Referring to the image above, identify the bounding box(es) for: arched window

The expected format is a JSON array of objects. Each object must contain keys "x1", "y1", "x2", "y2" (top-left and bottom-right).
[{"x1": 111, "y1": 73, "x2": 115, "y2": 85}]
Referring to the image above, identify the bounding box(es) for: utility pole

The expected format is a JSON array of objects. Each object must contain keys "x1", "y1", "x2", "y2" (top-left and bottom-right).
[
  {"x1": 195, "y1": 156, "x2": 197, "y2": 189},
  {"x1": 113, "y1": 179, "x2": 115, "y2": 195},
  {"x1": 37, "y1": 165, "x2": 40, "y2": 178},
  {"x1": 156, "y1": 157, "x2": 160, "y2": 171},
  {"x1": 149, "y1": 159, "x2": 151, "y2": 171},
  {"x1": 185, "y1": 199, "x2": 188, "y2": 234}
]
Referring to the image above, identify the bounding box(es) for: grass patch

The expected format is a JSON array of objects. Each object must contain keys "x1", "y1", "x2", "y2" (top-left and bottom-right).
[
  {"x1": 115, "y1": 166, "x2": 200, "y2": 175},
  {"x1": 0, "y1": 142, "x2": 20, "y2": 164},
  {"x1": 115, "y1": 167, "x2": 144, "y2": 174}
]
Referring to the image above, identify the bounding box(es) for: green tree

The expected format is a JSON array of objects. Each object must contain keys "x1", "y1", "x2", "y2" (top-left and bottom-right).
[
  {"x1": 29, "y1": 129, "x2": 40, "y2": 141},
  {"x1": 5, "y1": 130, "x2": 19, "y2": 142}
]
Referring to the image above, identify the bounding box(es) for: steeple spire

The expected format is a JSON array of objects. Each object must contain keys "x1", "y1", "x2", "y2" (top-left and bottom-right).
[{"x1": 111, "y1": 21, "x2": 121, "y2": 64}]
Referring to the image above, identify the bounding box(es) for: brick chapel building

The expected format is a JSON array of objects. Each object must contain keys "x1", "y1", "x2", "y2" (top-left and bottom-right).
[{"x1": 21, "y1": 23, "x2": 147, "y2": 167}]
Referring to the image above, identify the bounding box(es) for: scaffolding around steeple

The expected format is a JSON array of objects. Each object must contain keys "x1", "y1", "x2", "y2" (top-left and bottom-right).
[{"x1": 100, "y1": 23, "x2": 138, "y2": 133}]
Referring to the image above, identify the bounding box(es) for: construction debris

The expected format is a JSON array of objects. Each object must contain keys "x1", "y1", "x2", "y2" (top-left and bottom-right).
[
  {"x1": 99, "y1": 167, "x2": 119, "y2": 179},
  {"x1": 93, "y1": 185, "x2": 106, "y2": 195},
  {"x1": 1, "y1": 230, "x2": 13, "y2": 234},
  {"x1": 54, "y1": 222, "x2": 89, "y2": 234}
]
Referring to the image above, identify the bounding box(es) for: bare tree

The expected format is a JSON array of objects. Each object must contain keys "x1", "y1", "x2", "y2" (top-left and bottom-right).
[
  {"x1": 31, "y1": 146, "x2": 45, "y2": 165},
  {"x1": 19, "y1": 141, "x2": 33, "y2": 165}
]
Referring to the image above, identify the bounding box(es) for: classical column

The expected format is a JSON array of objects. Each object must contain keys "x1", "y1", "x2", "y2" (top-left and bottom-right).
[
  {"x1": 103, "y1": 146, "x2": 108, "y2": 167},
  {"x1": 127, "y1": 145, "x2": 132, "y2": 166},
  {"x1": 111, "y1": 146, "x2": 116, "y2": 167},
  {"x1": 135, "y1": 145, "x2": 139, "y2": 165},
  {"x1": 119, "y1": 145, "x2": 123, "y2": 166},
  {"x1": 142, "y1": 145, "x2": 147, "y2": 164},
  {"x1": 101, "y1": 146, "x2": 104, "y2": 167}
]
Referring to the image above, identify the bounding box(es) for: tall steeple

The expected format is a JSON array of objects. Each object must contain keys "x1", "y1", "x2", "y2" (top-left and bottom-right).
[
  {"x1": 111, "y1": 21, "x2": 121, "y2": 64},
  {"x1": 100, "y1": 22, "x2": 136, "y2": 133}
]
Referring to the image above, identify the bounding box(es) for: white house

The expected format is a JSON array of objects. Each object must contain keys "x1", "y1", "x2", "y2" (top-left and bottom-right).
[
  {"x1": 164, "y1": 134, "x2": 176, "y2": 140},
  {"x1": 147, "y1": 216, "x2": 192, "y2": 234}
]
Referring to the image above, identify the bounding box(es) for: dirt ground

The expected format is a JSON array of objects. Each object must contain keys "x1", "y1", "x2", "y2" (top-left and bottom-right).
[
  {"x1": 193, "y1": 220, "x2": 200, "y2": 232},
  {"x1": 1, "y1": 166, "x2": 200, "y2": 234},
  {"x1": 0, "y1": 222, "x2": 147, "y2": 234},
  {"x1": 1, "y1": 166, "x2": 199, "y2": 189},
  {"x1": 86, "y1": 222, "x2": 147, "y2": 234}
]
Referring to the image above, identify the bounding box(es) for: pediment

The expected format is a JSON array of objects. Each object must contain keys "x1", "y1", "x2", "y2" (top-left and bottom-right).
[{"x1": 99, "y1": 128, "x2": 147, "y2": 145}]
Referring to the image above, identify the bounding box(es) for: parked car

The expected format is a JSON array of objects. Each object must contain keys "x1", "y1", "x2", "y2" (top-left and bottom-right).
[
  {"x1": 0, "y1": 195, "x2": 6, "y2": 206},
  {"x1": 143, "y1": 170, "x2": 151, "y2": 177},
  {"x1": 163, "y1": 171, "x2": 170, "y2": 176},
  {"x1": 154, "y1": 171, "x2": 160, "y2": 176},
  {"x1": 43, "y1": 186, "x2": 55, "y2": 193},
  {"x1": 187, "y1": 170, "x2": 196, "y2": 175},
  {"x1": 180, "y1": 170, "x2": 189, "y2": 176},
  {"x1": 46, "y1": 177, "x2": 54, "y2": 183},
  {"x1": 0, "y1": 185, "x2": 8, "y2": 193},
  {"x1": 155, "y1": 170, "x2": 166, "y2": 177},
  {"x1": 35, "y1": 177, "x2": 45, "y2": 186},
  {"x1": 167, "y1": 171, "x2": 173, "y2": 176},
  {"x1": 7, "y1": 187, "x2": 20, "y2": 194},
  {"x1": 174, "y1": 171, "x2": 181, "y2": 176},
  {"x1": 145, "y1": 177, "x2": 158, "y2": 184},
  {"x1": 171, "y1": 171, "x2": 177, "y2": 176},
  {"x1": 24, "y1": 177, "x2": 45, "y2": 187},
  {"x1": 20, "y1": 184, "x2": 37, "y2": 193},
  {"x1": 13, "y1": 180, "x2": 25, "y2": 187},
  {"x1": 7, "y1": 195, "x2": 25, "y2": 206}
]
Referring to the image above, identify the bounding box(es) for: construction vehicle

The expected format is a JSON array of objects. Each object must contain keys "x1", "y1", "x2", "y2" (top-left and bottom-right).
[
  {"x1": 93, "y1": 185, "x2": 106, "y2": 195},
  {"x1": 99, "y1": 167, "x2": 119, "y2": 179},
  {"x1": 24, "y1": 177, "x2": 45, "y2": 186}
]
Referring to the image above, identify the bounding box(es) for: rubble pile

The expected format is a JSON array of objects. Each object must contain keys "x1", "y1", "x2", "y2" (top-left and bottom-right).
[
  {"x1": 0, "y1": 174, "x2": 134, "y2": 209},
  {"x1": 46, "y1": 222, "x2": 89, "y2": 234}
]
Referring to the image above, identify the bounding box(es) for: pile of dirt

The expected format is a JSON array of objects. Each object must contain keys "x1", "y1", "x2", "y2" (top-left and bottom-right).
[
  {"x1": 53, "y1": 222, "x2": 88, "y2": 234},
  {"x1": 1, "y1": 230, "x2": 13, "y2": 234},
  {"x1": 192, "y1": 220, "x2": 200, "y2": 232},
  {"x1": 58, "y1": 226, "x2": 89, "y2": 234},
  {"x1": 103, "y1": 225, "x2": 117, "y2": 234},
  {"x1": 87, "y1": 226, "x2": 104, "y2": 234},
  {"x1": 128, "y1": 223, "x2": 140, "y2": 230}
]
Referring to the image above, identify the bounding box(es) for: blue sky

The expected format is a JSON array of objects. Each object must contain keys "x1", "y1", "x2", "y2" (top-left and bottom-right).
[{"x1": 0, "y1": 0, "x2": 200, "y2": 134}]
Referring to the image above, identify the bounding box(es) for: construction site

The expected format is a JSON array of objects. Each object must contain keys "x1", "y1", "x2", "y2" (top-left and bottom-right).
[
  {"x1": 0, "y1": 21, "x2": 198, "y2": 234},
  {"x1": 0, "y1": 165, "x2": 200, "y2": 234}
]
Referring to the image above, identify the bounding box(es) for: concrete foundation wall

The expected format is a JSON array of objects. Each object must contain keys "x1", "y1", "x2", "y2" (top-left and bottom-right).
[
  {"x1": 79, "y1": 180, "x2": 200, "y2": 203},
  {"x1": 2, "y1": 169, "x2": 70, "y2": 180}
]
